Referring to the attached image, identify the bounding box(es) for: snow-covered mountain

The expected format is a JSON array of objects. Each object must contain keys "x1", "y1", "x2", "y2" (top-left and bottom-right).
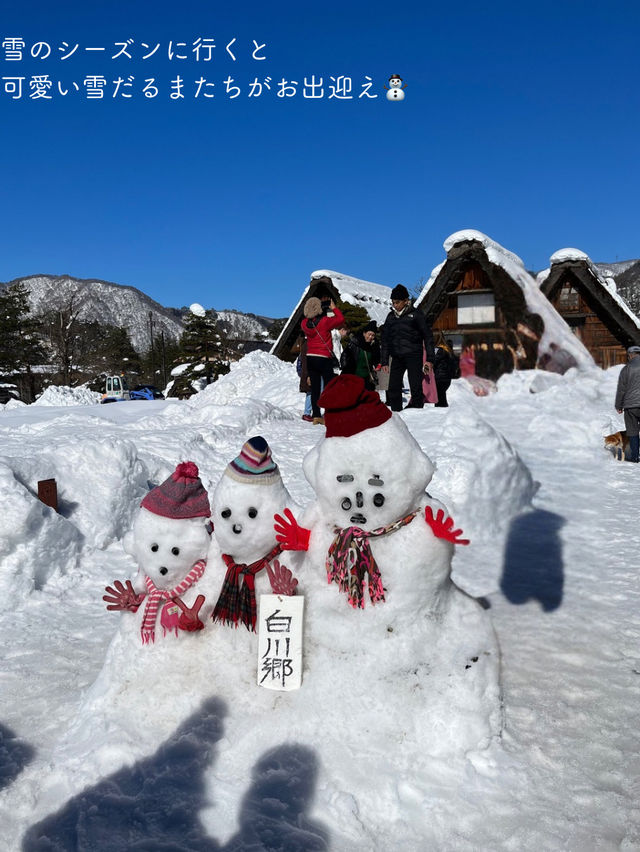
[
  {"x1": 597, "y1": 260, "x2": 640, "y2": 315},
  {"x1": 0, "y1": 275, "x2": 277, "y2": 353}
]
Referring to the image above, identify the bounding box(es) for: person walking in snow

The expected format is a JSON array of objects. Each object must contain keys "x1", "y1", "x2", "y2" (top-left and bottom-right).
[
  {"x1": 380, "y1": 284, "x2": 435, "y2": 411},
  {"x1": 615, "y1": 345, "x2": 640, "y2": 463},
  {"x1": 301, "y1": 296, "x2": 345, "y2": 424},
  {"x1": 340, "y1": 321, "x2": 380, "y2": 390}
]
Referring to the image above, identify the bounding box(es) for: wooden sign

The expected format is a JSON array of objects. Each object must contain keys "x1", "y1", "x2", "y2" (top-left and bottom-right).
[
  {"x1": 37, "y1": 478, "x2": 58, "y2": 512},
  {"x1": 257, "y1": 594, "x2": 304, "y2": 691}
]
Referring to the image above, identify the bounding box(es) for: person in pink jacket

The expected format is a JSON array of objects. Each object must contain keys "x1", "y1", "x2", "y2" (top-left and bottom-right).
[{"x1": 301, "y1": 296, "x2": 345, "y2": 424}]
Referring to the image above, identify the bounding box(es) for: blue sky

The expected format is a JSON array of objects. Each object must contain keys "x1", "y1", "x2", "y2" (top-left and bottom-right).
[{"x1": 1, "y1": 0, "x2": 638, "y2": 318}]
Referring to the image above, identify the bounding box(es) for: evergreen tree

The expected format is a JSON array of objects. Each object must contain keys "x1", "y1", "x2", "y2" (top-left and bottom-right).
[
  {"x1": 0, "y1": 282, "x2": 45, "y2": 401},
  {"x1": 336, "y1": 299, "x2": 371, "y2": 334},
  {"x1": 167, "y1": 308, "x2": 230, "y2": 398}
]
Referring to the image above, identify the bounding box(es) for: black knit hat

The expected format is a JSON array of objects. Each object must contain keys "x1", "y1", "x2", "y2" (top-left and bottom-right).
[{"x1": 390, "y1": 284, "x2": 409, "y2": 301}]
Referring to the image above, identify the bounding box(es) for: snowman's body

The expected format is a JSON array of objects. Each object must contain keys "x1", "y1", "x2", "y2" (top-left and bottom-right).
[{"x1": 386, "y1": 87, "x2": 405, "y2": 101}]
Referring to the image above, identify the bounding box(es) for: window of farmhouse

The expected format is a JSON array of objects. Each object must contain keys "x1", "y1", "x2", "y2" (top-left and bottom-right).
[{"x1": 457, "y1": 291, "x2": 495, "y2": 325}]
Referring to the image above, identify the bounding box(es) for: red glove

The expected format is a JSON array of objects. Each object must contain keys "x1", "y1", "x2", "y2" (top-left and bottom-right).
[
  {"x1": 273, "y1": 508, "x2": 311, "y2": 552},
  {"x1": 103, "y1": 579, "x2": 145, "y2": 612},
  {"x1": 266, "y1": 559, "x2": 299, "y2": 596},
  {"x1": 424, "y1": 506, "x2": 470, "y2": 546},
  {"x1": 174, "y1": 594, "x2": 205, "y2": 632}
]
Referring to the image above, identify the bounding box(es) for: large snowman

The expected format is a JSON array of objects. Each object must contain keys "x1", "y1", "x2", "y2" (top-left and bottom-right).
[{"x1": 273, "y1": 375, "x2": 501, "y2": 749}]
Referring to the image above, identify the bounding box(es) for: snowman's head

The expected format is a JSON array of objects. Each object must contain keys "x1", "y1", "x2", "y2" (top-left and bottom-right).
[
  {"x1": 389, "y1": 75, "x2": 403, "y2": 88},
  {"x1": 126, "y1": 508, "x2": 211, "y2": 589},
  {"x1": 304, "y1": 376, "x2": 434, "y2": 531},
  {"x1": 123, "y1": 460, "x2": 211, "y2": 589},
  {"x1": 213, "y1": 436, "x2": 290, "y2": 562}
]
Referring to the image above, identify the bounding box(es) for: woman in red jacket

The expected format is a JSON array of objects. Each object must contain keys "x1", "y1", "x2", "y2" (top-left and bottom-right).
[{"x1": 301, "y1": 296, "x2": 345, "y2": 424}]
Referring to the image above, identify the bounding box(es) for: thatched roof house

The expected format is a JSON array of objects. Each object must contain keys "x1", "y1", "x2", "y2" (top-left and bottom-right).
[
  {"x1": 537, "y1": 249, "x2": 640, "y2": 369},
  {"x1": 270, "y1": 270, "x2": 392, "y2": 361},
  {"x1": 414, "y1": 230, "x2": 594, "y2": 380}
]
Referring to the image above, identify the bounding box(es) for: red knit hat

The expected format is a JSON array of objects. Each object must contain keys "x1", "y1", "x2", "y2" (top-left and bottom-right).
[
  {"x1": 318, "y1": 374, "x2": 391, "y2": 438},
  {"x1": 140, "y1": 461, "x2": 211, "y2": 519}
]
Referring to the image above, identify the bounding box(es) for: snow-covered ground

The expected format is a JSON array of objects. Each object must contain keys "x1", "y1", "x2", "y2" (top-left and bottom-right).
[{"x1": 0, "y1": 351, "x2": 638, "y2": 851}]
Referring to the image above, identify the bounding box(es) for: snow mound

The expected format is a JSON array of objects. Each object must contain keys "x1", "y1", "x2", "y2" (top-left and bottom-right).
[
  {"x1": 188, "y1": 351, "x2": 300, "y2": 411},
  {"x1": 0, "y1": 463, "x2": 81, "y2": 595},
  {"x1": 1, "y1": 397, "x2": 27, "y2": 411},
  {"x1": 5, "y1": 437, "x2": 150, "y2": 549},
  {"x1": 33, "y1": 386, "x2": 102, "y2": 406},
  {"x1": 430, "y1": 404, "x2": 537, "y2": 542}
]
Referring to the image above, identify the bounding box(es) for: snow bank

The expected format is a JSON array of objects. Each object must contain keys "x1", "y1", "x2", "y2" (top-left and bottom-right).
[
  {"x1": 0, "y1": 463, "x2": 81, "y2": 595},
  {"x1": 33, "y1": 386, "x2": 102, "y2": 406},
  {"x1": 430, "y1": 404, "x2": 537, "y2": 542}
]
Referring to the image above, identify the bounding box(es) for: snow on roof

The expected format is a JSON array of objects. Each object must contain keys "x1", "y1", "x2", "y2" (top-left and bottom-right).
[
  {"x1": 546, "y1": 248, "x2": 640, "y2": 332},
  {"x1": 270, "y1": 269, "x2": 392, "y2": 355},
  {"x1": 418, "y1": 230, "x2": 595, "y2": 370},
  {"x1": 549, "y1": 248, "x2": 590, "y2": 264}
]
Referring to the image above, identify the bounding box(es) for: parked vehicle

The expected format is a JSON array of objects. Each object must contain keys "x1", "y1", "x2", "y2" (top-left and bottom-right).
[
  {"x1": 130, "y1": 384, "x2": 165, "y2": 400},
  {"x1": 101, "y1": 375, "x2": 131, "y2": 403}
]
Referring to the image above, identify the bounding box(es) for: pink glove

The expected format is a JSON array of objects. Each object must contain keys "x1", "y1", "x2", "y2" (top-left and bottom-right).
[
  {"x1": 274, "y1": 508, "x2": 311, "y2": 552},
  {"x1": 174, "y1": 594, "x2": 205, "y2": 632},
  {"x1": 266, "y1": 559, "x2": 299, "y2": 596},
  {"x1": 103, "y1": 579, "x2": 145, "y2": 612},
  {"x1": 424, "y1": 506, "x2": 470, "y2": 546}
]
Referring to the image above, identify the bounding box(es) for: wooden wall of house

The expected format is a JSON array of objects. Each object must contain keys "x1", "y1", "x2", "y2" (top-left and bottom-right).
[{"x1": 548, "y1": 281, "x2": 627, "y2": 369}]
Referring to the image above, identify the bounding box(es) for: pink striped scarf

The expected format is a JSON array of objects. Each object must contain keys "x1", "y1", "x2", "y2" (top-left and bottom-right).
[
  {"x1": 326, "y1": 511, "x2": 418, "y2": 609},
  {"x1": 141, "y1": 559, "x2": 206, "y2": 644}
]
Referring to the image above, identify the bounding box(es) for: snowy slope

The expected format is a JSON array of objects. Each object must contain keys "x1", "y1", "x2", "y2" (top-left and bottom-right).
[{"x1": 0, "y1": 352, "x2": 639, "y2": 850}]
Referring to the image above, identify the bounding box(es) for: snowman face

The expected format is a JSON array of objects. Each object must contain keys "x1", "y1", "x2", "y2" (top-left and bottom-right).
[
  {"x1": 303, "y1": 417, "x2": 433, "y2": 531},
  {"x1": 128, "y1": 508, "x2": 211, "y2": 589},
  {"x1": 389, "y1": 76, "x2": 402, "y2": 88},
  {"x1": 213, "y1": 475, "x2": 290, "y2": 562}
]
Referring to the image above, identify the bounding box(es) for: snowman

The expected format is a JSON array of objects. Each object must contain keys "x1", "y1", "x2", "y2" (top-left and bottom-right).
[
  {"x1": 273, "y1": 375, "x2": 501, "y2": 748},
  {"x1": 385, "y1": 73, "x2": 406, "y2": 101},
  {"x1": 209, "y1": 436, "x2": 298, "y2": 633},
  {"x1": 103, "y1": 461, "x2": 214, "y2": 644}
]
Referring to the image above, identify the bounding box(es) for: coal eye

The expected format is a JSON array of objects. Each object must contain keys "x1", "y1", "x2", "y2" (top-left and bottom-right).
[
  {"x1": 151, "y1": 543, "x2": 159, "y2": 552},
  {"x1": 373, "y1": 493, "x2": 385, "y2": 507},
  {"x1": 248, "y1": 507, "x2": 258, "y2": 519},
  {"x1": 221, "y1": 508, "x2": 231, "y2": 519},
  {"x1": 171, "y1": 547, "x2": 180, "y2": 556},
  {"x1": 341, "y1": 497, "x2": 352, "y2": 511}
]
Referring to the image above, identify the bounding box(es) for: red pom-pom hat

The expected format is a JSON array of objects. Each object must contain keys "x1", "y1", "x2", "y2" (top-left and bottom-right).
[
  {"x1": 318, "y1": 374, "x2": 392, "y2": 438},
  {"x1": 140, "y1": 461, "x2": 211, "y2": 519}
]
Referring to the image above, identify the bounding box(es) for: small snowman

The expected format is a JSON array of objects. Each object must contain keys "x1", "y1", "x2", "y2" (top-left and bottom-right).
[
  {"x1": 385, "y1": 74, "x2": 406, "y2": 101},
  {"x1": 103, "y1": 461, "x2": 213, "y2": 644},
  {"x1": 210, "y1": 436, "x2": 298, "y2": 632}
]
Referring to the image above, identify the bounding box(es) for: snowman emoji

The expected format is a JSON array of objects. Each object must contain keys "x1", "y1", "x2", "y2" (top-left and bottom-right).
[{"x1": 385, "y1": 74, "x2": 406, "y2": 101}]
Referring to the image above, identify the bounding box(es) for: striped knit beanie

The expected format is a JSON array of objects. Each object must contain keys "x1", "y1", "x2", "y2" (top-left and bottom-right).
[
  {"x1": 225, "y1": 436, "x2": 281, "y2": 486},
  {"x1": 141, "y1": 461, "x2": 211, "y2": 519}
]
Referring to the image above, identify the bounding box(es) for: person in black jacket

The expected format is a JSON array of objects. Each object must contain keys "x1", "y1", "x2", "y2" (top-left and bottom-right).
[
  {"x1": 380, "y1": 285, "x2": 435, "y2": 411},
  {"x1": 432, "y1": 333, "x2": 456, "y2": 407},
  {"x1": 340, "y1": 321, "x2": 380, "y2": 390}
]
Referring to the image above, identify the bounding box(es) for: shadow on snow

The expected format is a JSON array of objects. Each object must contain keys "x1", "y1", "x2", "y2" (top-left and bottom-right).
[
  {"x1": 22, "y1": 697, "x2": 329, "y2": 852},
  {"x1": 500, "y1": 509, "x2": 565, "y2": 612},
  {"x1": 0, "y1": 722, "x2": 34, "y2": 792}
]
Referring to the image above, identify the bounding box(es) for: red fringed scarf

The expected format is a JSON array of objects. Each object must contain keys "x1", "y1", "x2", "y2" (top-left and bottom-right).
[
  {"x1": 326, "y1": 511, "x2": 418, "y2": 609},
  {"x1": 212, "y1": 543, "x2": 282, "y2": 632},
  {"x1": 141, "y1": 559, "x2": 206, "y2": 644}
]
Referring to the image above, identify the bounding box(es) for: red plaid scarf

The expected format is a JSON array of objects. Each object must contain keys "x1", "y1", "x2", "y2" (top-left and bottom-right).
[
  {"x1": 212, "y1": 543, "x2": 282, "y2": 632},
  {"x1": 326, "y1": 511, "x2": 418, "y2": 609},
  {"x1": 141, "y1": 559, "x2": 206, "y2": 644}
]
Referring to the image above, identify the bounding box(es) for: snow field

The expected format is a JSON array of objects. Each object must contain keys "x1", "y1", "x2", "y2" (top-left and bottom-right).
[{"x1": 0, "y1": 351, "x2": 637, "y2": 850}]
